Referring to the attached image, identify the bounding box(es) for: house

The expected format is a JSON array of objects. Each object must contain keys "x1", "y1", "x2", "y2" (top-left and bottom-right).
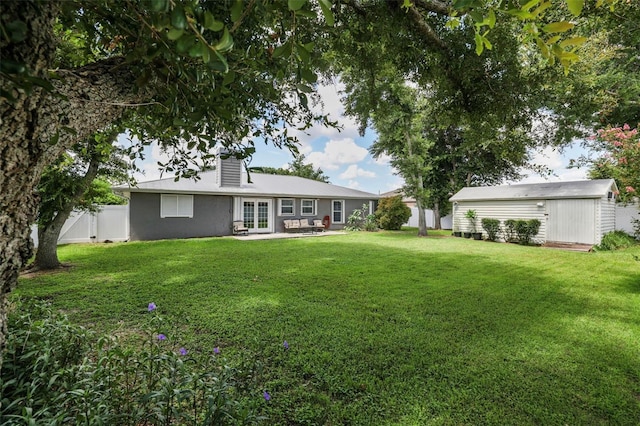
[
  {"x1": 449, "y1": 179, "x2": 618, "y2": 245},
  {"x1": 114, "y1": 151, "x2": 379, "y2": 241},
  {"x1": 380, "y1": 189, "x2": 453, "y2": 229}
]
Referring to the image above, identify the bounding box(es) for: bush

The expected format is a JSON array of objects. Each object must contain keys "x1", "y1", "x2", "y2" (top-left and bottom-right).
[
  {"x1": 503, "y1": 219, "x2": 517, "y2": 243},
  {"x1": 514, "y1": 219, "x2": 541, "y2": 245},
  {"x1": 345, "y1": 204, "x2": 378, "y2": 232},
  {"x1": 481, "y1": 218, "x2": 501, "y2": 241},
  {"x1": 1, "y1": 300, "x2": 265, "y2": 425},
  {"x1": 595, "y1": 230, "x2": 638, "y2": 251},
  {"x1": 375, "y1": 196, "x2": 411, "y2": 230}
]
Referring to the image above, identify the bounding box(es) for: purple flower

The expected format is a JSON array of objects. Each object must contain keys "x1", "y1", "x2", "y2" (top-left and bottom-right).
[
  {"x1": 213, "y1": 346, "x2": 220, "y2": 355},
  {"x1": 263, "y1": 391, "x2": 271, "y2": 401},
  {"x1": 148, "y1": 302, "x2": 156, "y2": 312},
  {"x1": 157, "y1": 333, "x2": 166, "y2": 341},
  {"x1": 283, "y1": 340, "x2": 289, "y2": 350},
  {"x1": 179, "y1": 347, "x2": 188, "y2": 356}
]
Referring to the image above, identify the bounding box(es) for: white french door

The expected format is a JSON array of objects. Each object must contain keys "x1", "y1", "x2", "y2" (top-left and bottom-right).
[{"x1": 241, "y1": 198, "x2": 273, "y2": 233}]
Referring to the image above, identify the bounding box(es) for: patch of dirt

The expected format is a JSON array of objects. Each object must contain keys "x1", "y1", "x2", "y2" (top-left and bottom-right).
[{"x1": 20, "y1": 263, "x2": 75, "y2": 279}]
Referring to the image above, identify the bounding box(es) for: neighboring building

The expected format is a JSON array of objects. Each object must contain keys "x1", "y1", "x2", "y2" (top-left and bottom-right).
[
  {"x1": 449, "y1": 179, "x2": 618, "y2": 245},
  {"x1": 115, "y1": 151, "x2": 379, "y2": 241}
]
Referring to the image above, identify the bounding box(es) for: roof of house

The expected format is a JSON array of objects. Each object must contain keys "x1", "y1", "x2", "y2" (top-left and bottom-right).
[
  {"x1": 115, "y1": 170, "x2": 379, "y2": 199},
  {"x1": 449, "y1": 179, "x2": 617, "y2": 202}
]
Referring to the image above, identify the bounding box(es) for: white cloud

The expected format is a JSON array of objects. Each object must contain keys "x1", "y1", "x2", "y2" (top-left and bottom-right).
[
  {"x1": 339, "y1": 164, "x2": 376, "y2": 180},
  {"x1": 530, "y1": 146, "x2": 564, "y2": 170},
  {"x1": 347, "y1": 180, "x2": 361, "y2": 189},
  {"x1": 306, "y1": 138, "x2": 369, "y2": 170}
]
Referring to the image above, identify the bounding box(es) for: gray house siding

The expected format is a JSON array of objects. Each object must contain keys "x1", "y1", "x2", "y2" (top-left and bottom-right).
[
  {"x1": 271, "y1": 197, "x2": 376, "y2": 232},
  {"x1": 129, "y1": 193, "x2": 233, "y2": 241}
]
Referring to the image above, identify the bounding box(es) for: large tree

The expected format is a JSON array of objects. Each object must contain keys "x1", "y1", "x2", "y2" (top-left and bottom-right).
[
  {"x1": 0, "y1": 0, "x2": 333, "y2": 364},
  {"x1": 249, "y1": 153, "x2": 330, "y2": 182}
]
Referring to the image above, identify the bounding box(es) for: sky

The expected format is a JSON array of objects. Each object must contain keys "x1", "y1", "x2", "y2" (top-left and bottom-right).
[{"x1": 124, "y1": 82, "x2": 589, "y2": 195}]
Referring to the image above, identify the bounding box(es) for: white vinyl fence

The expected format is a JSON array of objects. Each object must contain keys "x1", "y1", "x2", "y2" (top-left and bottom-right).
[
  {"x1": 31, "y1": 205, "x2": 129, "y2": 247},
  {"x1": 615, "y1": 202, "x2": 639, "y2": 235},
  {"x1": 406, "y1": 207, "x2": 453, "y2": 230}
]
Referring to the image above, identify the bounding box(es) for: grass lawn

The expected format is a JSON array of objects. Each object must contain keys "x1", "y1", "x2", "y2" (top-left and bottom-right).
[{"x1": 15, "y1": 230, "x2": 640, "y2": 425}]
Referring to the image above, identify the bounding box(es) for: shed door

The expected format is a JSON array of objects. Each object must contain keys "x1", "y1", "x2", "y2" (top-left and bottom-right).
[{"x1": 546, "y1": 199, "x2": 596, "y2": 244}]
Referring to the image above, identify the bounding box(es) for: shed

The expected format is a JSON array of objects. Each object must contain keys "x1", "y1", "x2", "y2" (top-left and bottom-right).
[{"x1": 449, "y1": 179, "x2": 618, "y2": 245}]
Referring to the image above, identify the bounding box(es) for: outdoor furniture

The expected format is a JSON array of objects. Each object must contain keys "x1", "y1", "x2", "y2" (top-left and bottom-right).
[
  {"x1": 298, "y1": 219, "x2": 314, "y2": 233},
  {"x1": 233, "y1": 220, "x2": 249, "y2": 236},
  {"x1": 313, "y1": 219, "x2": 325, "y2": 232},
  {"x1": 283, "y1": 219, "x2": 300, "y2": 232}
]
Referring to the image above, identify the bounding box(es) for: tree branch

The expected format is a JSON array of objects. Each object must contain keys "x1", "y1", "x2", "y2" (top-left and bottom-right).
[
  {"x1": 407, "y1": 5, "x2": 449, "y2": 52},
  {"x1": 414, "y1": 0, "x2": 451, "y2": 15}
]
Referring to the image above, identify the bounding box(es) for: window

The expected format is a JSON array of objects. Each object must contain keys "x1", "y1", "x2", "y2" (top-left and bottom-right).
[
  {"x1": 279, "y1": 198, "x2": 294, "y2": 216},
  {"x1": 332, "y1": 200, "x2": 344, "y2": 224},
  {"x1": 161, "y1": 194, "x2": 193, "y2": 218},
  {"x1": 301, "y1": 199, "x2": 316, "y2": 216}
]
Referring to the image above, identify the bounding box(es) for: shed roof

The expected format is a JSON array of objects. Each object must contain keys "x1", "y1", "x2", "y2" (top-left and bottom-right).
[
  {"x1": 449, "y1": 179, "x2": 617, "y2": 202},
  {"x1": 115, "y1": 170, "x2": 379, "y2": 199}
]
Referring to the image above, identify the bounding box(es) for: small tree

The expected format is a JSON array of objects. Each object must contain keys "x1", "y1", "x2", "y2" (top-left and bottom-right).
[
  {"x1": 465, "y1": 209, "x2": 478, "y2": 233},
  {"x1": 375, "y1": 196, "x2": 411, "y2": 231}
]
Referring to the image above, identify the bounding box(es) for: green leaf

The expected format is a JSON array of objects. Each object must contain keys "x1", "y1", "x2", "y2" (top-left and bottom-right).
[
  {"x1": 566, "y1": 0, "x2": 584, "y2": 16},
  {"x1": 171, "y1": 5, "x2": 187, "y2": 29},
  {"x1": 288, "y1": 0, "x2": 306, "y2": 11},
  {"x1": 213, "y1": 28, "x2": 234, "y2": 53},
  {"x1": 272, "y1": 40, "x2": 292, "y2": 58},
  {"x1": 453, "y1": 0, "x2": 479, "y2": 10},
  {"x1": 559, "y1": 36, "x2": 587, "y2": 48},
  {"x1": 149, "y1": 0, "x2": 167, "y2": 12},
  {"x1": 318, "y1": 0, "x2": 334, "y2": 26},
  {"x1": 542, "y1": 21, "x2": 575, "y2": 33},
  {"x1": 203, "y1": 12, "x2": 224, "y2": 32},
  {"x1": 176, "y1": 34, "x2": 195, "y2": 53},
  {"x1": 521, "y1": 0, "x2": 540, "y2": 11},
  {"x1": 167, "y1": 28, "x2": 184, "y2": 40},
  {"x1": 212, "y1": 49, "x2": 229, "y2": 73},
  {"x1": 296, "y1": 10, "x2": 317, "y2": 19},
  {"x1": 297, "y1": 43, "x2": 311, "y2": 62},
  {"x1": 296, "y1": 83, "x2": 313, "y2": 93},
  {"x1": 222, "y1": 70, "x2": 236, "y2": 86},
  {"x1": 469, "y1": 11, "x2": 483, "y2": 23},
  {"x1": 474, "y1": 32, "x2": 483, "y2": 55},
  {"x1": 506, "y1": 9, "x2": 535, "y2": 19},
  {"x1": 301, "y1": 68, "x2": 317, "y2": 84},
  {"x1": 202, "y1": 45, "x2": 211, "y2": 63},
  {"x1": 488, "y1": 9, "x2": 496, "y2": 28},
  {"x1": 231, "y1": 0, "x2": 244, "y2": 23},
  {"x1": 483, "y1": 36, "x2": 492, "y2": 50}
]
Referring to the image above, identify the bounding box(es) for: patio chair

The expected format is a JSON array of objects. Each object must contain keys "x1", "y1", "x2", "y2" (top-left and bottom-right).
[
  {"x1": 233, "y1": 220, "x2": 249, "y2": 236},
  {"x1": 284, "y1": 219, "x2": 300, "y2": 232},
  {"x1": 313, "y1": 219, "x2": 325, "y2": 232},
  {"x1": 299, "y1": 218, "x2": 314, "y2": 233}
]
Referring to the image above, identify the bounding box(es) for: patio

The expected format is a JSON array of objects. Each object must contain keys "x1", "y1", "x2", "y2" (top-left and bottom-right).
[{"x1": 232, "y1": 230, "x2": 346, "y2": 241}]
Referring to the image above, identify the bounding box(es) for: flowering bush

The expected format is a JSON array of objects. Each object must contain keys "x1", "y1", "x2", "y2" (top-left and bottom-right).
[
  {"x1": 1, "y1": 299, "x2": 267, "y2": 425},
  {"x1": 590, "y1": 124, "x2": 640, "y2": 203}
]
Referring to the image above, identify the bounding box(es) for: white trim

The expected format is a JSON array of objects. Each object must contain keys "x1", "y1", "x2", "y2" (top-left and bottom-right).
[
  {"x1": 301, "y1": 199, "x2": 317, "y2": 216},
  {"x1": 332, "y1": 199, "x2": 345, "y2": 224},
  {"x1": 160, "y1": 194, "x2": 193, "y2": 218},
  {"x1": 278, "y1": 198, "x2": 295, "y2": 216}
]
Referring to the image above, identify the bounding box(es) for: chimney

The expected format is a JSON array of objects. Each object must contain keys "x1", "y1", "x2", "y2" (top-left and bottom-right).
[{"x1": 215, "y1": 148, "x2": 242, "y2": 187}]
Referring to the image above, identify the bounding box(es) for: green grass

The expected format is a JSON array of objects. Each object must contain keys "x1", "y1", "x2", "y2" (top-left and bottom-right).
[{"x1": 15, "y1": 230, "x2": 640, "y2": 425}]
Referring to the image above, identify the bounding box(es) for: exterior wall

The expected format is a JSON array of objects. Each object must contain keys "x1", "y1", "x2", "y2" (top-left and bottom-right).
[
  {"x1": 598, "y1": 195, "x2": 617, "y2": 243},
  {"x1": 272, "y1": 198, "x2": 376, "y2": 232},
  {"x1": 452, "y1": 200, "x2": 547, "y2": 243},
  {"x1": 129, "y1": 193, "x2": 233, "y2": 241}
]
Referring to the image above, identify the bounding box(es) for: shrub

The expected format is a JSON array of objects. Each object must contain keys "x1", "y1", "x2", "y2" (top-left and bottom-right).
[
  {"x1": 375, "y1": 196, "x2": 411, "y2": 230},
  {"x1": 481, "y1": 218, "x2": 501, "y2": 241},
  {"x1": 345, "y1": 204, "x2": 378, "y2": 232},
  {"x1": 1, "y1": 300, "x2": 265, "y2": 425},
  {"x1": 595, "y1": 230, "x2": 638, "y2": 251},
  {"x1": 503, "y1": 219, "x2": 517, "y2": 243},
  {"x1": 514, "y1": 219, "x2": 541, "y2": 245}
]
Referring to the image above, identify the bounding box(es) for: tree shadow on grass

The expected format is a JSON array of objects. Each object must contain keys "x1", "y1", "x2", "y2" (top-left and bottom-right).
[{"x1": 15, "y1": 235, "x2": 640, "y2": 425}]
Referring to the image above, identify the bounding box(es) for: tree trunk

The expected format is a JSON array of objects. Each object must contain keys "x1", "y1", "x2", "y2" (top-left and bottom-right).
[
  {"x1": 433, "y1": 201, "x2": 442, "y2": 230},
  {"x1": 1, "y1": 1, "x2": 150, "y2": 367},
  {"x1": 32, "y1": 152, "x2": 101, "y2": 270},
  {"x1": 416, "y1": 197, "x2": 428, "y2": 237}
]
